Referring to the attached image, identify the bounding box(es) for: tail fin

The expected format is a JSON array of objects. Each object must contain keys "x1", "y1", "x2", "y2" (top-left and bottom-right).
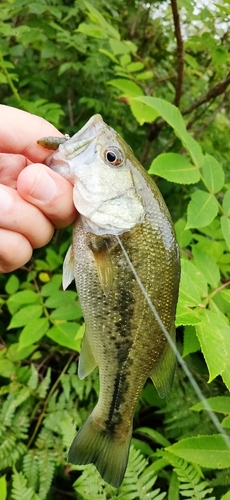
[{"x1": 68, "y1": 412, "x2": 132, "y2": 488}]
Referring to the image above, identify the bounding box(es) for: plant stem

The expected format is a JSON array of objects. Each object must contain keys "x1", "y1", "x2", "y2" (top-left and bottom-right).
[
  {"x1": 0, "y1": 51, "x2": 21, "y2": 103},
  {"x1": 171, "y1": 0, "x2": 184, "y2": 108}
]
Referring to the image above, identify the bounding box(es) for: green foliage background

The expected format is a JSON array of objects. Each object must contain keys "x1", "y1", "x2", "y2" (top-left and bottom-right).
[{"x1": 0, "y1": 0, "x2": 230, "y2": 498}]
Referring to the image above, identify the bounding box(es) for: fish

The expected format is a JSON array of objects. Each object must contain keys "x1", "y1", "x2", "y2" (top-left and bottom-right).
[{"x1": 38, "y1": 114, "x2": 180, "y2": 488}]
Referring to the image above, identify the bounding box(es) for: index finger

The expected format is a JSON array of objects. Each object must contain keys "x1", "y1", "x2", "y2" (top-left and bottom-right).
[{"x1": 0, "y1": 105, "x2": 64, "y2": 163}]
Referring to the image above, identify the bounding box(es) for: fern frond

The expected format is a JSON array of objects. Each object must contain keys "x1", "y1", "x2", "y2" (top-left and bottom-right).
[
  {"x1": 116, "y1": 446, "x2": 166, "y2": 500},
  {"x1": 37, "y1": 367, "x2": 51, "y2": 399},
  {"x1": 60, "y1": 373, "x2": 71, "y2": 401},
  {"x1": 0, "y1": 432, "x2": 27, "y2": 470},
  {"x1": 58, "y1": 411, "x2": 78, "y2": 449},
  {"x1": 1, "y1": 388, "x2": 31, "y2": 427},
  {"x1": 210, "y1": 469, "x2": 230, "y2": 487},
  {"x1": 12, "y1": 403, "x2": 30, "y2": 439},
  {"x1": 37, "y1": 449, "x2": 55, "y2": 500},
  {"x1": 159, "y1": 374, "x2": 216, "y2": 440},
  {"x1": 73, "y1": 446, "x2": 166, "y2": 500},
  {"x1": 162, "y1": 452, "x2": 215, "y2": 500},
  {"x1": 35, "y1": 427, "x2": 55, "y2": 450},
  {"x1": 11, "y1": 468, "x2": 37, "y2": 500},
  {"x1": 73, "y1": 464, "x2": 107, "y2": 499},
  {"x1": 23, "y1": 452, "x2": 39, "y2": 492},
  {"x1": 27, "y1": 365, "x2": 39, "y2": 391}
]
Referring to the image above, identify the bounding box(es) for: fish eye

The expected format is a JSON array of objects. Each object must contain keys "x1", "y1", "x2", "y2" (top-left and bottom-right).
[{"x1": 104, "y1": 148, "x2": 123, "y2": 167}]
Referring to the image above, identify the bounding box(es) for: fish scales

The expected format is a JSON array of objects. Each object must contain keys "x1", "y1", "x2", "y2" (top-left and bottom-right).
[{"x1": 38, "y1": 114, "x2": 180, "y2": 488}]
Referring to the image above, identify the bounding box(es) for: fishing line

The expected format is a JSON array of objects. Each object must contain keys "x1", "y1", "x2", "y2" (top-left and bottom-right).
[{"x1": 116, "y1": 234, "x2": 230, "y2": 449}]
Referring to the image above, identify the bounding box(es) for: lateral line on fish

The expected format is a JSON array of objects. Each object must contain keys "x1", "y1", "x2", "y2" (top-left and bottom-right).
[{"x1": 116, "y1": 234, "x2": 230, "y2": 449}]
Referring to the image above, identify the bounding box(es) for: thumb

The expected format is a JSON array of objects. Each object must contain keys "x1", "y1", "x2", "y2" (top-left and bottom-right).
[{"x1": 17, "y1": 164, "x2": 77, "y2": 227}]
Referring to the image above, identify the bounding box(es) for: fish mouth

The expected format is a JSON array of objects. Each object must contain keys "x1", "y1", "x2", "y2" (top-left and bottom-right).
[{"x1": 61, "y1": 114, "x2": 104, "y2": 159}]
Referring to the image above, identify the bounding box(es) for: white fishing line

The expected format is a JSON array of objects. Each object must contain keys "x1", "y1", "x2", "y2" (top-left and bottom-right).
[{"x1": 116, "y1": 234, "x2": 230, "y2": 449}]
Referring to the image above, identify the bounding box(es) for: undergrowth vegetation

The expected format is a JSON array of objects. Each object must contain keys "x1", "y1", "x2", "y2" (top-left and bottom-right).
[{"x1": 1, "y1": 0, "x2": 230, "y2": 498}]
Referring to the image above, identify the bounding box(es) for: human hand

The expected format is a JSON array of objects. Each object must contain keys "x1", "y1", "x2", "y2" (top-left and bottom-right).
[{"x1": 0, "y1": 105, "x2": 76, "y2": 273}]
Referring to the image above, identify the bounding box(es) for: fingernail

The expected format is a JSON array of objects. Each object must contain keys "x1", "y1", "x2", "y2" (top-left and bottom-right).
[
  {"x1": 29, "y1": 169, "x2": 57, "y2": 202},
  {"x1": 0, "y1": 186, "x2": 12, "y2": 210}
]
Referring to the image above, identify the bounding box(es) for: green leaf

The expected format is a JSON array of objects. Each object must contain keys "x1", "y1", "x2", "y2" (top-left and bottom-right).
[
  {"x1": 167, "y1": 435, "x2": 230, "y2": 469},
  {"x1": 174, "y1": 219, "x2": 193, "y2": 248},
  {"x1": 0, "y1": 359, "x2": 16, "y2": 378},
  {"x1": 40, "y1": 274, "x2": 62, "y2": 297},
  {"x1": 109, "y1": 39, "x2": 131, "y2": 55},
  {"x1": 195, "y1": 310, "x2": 229, "y2": 381},
  {"x1": 186, "y1": 190, "x2": 219, "y2": 229},
  {"x1": 168, "y1": 471, "x2": 179, "y2": 500},
  {"x1": 136, "y1": 70, "x2": 153, "y2": 80},
  {"x1": 183, "y1": 325, "x2": 200, "y2": 356},
  {"x1": 202, "y1": 154, "x2": 225, "y2": 193},
  {"x1": 221, "y1": 215, "x2": 230, "y2": 250},
  {"x1": 19, "y1": 318, "x2": 49, "y2": 349},
  {"x1": 47, "y1": 323, "x2": 82, "y2": 351},
  {"x1": 0, "y1": 476, "x2": 7, "y2": 500},
  {"x1": 222, "y1": 416, "x2": 230, "y2": 428},
  {"x1": 119, "y1": 54, "x2": 131, "y2": 66},
  {"x1": 99, "y1": 48, "x2": 119, "y2": 63},
  {"x1": 129, "y1": 99, "x2": 158, "y2": 125},
  {"x1": 44, "y1": 290, "x2": 77, "y2": 308},
  {"x1": 136, "y1": 427, "x2": 170, "y2": 447},
  {"x1": 77, "y1": 22, "x2": 106, "y2": 38},
  {"x1": 50, "y1": 303, "x2": 82, "y2": 321},
  {"x1": 222, "y1": 189, "x2": 230, "y2": 216},
  {"x1": 108, "y1": 78, "x2": 143, "y2": 97},
  {"x1": 149, "y1": 153, "x2": 200, "y2": 184},
  {"x1": 191, "y1": 396, "x2": 230, "y2": 414},
  {"x1": 45, "y1": 248, "x2": 62, "y2": 270},
  {"x1": 185, "y1": 53, "x2": 198, "y2": 69},
  {"x1": 192, "y1": 245, "x2": 220, "y2": 288},
  {"x1": 134, "y1": 96, "x2": 203, "y2": 166},
  {"x1": 221, "y1": 492, "x2": 230, "y2": 500},
  {"x1": 7, "y1": 290, "x2": 40, "y2": 314},
  {"x1": 176, "y1": 302, "x2": 201, "y2": 326},
  {"x1": 7, "y1": 343, "x2": 37, "y2": 361},
  {"x1": 5, "y1": 274, "x2": 20, "y2": 294},
  {"x1": 126, "y1": 61, "x2": 144, "y2": 72},
  {"x1": 178, "y1": 259, "x2": 202, "y2": 306},
  {"x1": 85, "y1": 1, "x2": 120, "y2": 40},
  {"x1": 7, "y1": 305, "x2": 43, "y2": 329}
]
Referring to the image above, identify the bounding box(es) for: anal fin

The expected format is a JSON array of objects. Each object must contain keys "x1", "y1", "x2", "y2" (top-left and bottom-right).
[
  {"x1": 150, "y1": 329, "x2": 176, "y2": 398},
  {"x1": 78, "y1": 329, "x2": 97, "y2": 379}
]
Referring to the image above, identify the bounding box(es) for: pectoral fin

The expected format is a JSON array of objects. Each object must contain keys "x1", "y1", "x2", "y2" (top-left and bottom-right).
[
  {"x1": 78, "y1": 329, "x2": 97, "y2": 379},
  {"x1": 150, "y1": 329, "x2": 176, "y2": 398},
  {"x1": 88, "y1": 237, "x2": 113, "y2": 296},
  {"x1": 63, "y1": 245, "x2": 75, "y2": 290}
]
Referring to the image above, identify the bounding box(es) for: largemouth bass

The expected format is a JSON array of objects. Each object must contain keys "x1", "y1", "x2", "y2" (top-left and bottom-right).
[{"x1": 38, "y1": 115, "x2": 180, "y2": 488}]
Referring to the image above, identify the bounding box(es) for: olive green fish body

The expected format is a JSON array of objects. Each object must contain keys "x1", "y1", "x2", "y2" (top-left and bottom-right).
[{"x1": 40, "y1": 115, "x2": 180, "y2": 487}]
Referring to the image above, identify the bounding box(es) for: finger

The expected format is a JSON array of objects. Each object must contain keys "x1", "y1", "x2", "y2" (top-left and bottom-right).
[
  {"x1": 0, "y1": 153, "x2": 28, "y2": 188},
  {"x1": 0, "y1": 105, "x2": 64, "y2": 162},
  {"x1": 0, "y1": 184, "x2": 54, "y2": 248},
  {"x1": 17, "y1": 164, "x2": 77, "y2": 228},
  {"x1": 0, "y1": 228, "x2": 33, "y2": 273}
]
